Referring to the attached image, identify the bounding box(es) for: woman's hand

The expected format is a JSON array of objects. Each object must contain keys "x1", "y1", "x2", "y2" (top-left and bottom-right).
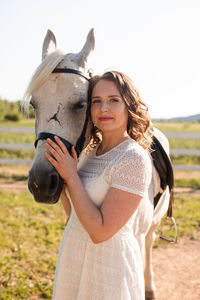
[{"x1": 44, "y1": 136, "x2": 78, "y2": 184}]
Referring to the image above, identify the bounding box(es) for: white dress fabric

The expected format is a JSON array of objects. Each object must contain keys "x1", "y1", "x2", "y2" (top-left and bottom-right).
[{"x1": 53, "y1": 139, "x2": 153, "y2": 300}]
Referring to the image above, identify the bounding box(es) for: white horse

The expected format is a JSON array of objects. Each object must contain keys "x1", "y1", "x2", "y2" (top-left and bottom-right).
[{"x1": 22, "y1": 29, "x2": 173, "y2": 300}]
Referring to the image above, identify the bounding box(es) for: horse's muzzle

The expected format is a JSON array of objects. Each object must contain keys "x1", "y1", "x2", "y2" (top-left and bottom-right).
[{"x1": 28, "y1": 164, "x2": 64, "y2": 204}]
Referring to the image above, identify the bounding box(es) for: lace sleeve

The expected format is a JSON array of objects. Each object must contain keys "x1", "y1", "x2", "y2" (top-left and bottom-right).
[{"x1": 108, "y1": 151, "x2": 152, "y2": 197}]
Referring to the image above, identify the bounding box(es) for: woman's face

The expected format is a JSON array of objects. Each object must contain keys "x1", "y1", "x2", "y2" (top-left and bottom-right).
[{"x1": 90, "y1": 79, "x2": 128, "y2": 135}]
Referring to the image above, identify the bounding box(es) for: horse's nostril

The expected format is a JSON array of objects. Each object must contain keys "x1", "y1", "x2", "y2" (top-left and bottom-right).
[
  {"x1": 49, "y1": 173, "x2": 59, "y2": 192},
  {"x1": 28, "y1": 166, "x2": 64, "y2": 203}
]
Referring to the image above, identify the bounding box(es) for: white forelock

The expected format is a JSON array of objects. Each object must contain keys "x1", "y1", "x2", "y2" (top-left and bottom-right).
[{"x1": 22, "y1": 49, "x2": 65, "y2": 112}]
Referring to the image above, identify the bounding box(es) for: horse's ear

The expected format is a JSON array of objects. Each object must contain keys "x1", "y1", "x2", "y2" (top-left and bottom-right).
[
  {"x1": 42, "y1": 29, "x2": 57, "y2": 60},
  {"x1": 77, "y1": 28, "x2": 95, "y2": 67}
]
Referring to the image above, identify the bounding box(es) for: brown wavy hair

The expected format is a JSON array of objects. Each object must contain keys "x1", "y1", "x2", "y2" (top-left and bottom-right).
[{"x1": 87, "y1": 71, "x2": 153, "y2": 150}]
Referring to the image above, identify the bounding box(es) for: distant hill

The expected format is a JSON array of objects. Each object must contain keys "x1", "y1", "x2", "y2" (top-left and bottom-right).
[{"x1": 154, "y1": 113, "x2": 200, "y2": 122}]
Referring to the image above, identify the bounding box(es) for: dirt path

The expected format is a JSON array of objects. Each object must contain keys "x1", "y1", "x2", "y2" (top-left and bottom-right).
[
  {"x1": 1, "y1": 182, "x2": 199, "y2": 299},
  {"x1": 152, "y1": 236, "x2": 200, "y2": 300}
]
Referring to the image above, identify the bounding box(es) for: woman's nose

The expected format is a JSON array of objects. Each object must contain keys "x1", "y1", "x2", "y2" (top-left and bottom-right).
[{"x1": 100, "y1": 101, "x2": 108, "y2": 111}]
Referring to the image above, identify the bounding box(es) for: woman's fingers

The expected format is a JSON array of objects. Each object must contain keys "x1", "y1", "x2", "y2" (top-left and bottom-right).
[
  {"x1": 45, "y1": 151, "x2": 58, "y2": 168},
  {"x1": 44, "y1": 142, "x2": 61, "y2": 161},
  {"x1": 71, "y1": 146, "x2": 78, "y2": 163},
  {"x1": 54, "y1": 136, "x2": 68, "y2": 154},
  {"x1": 45, "y1": 137, "x2": 66, "y2": 155},
  {"x1": 44, "y1": 139, "x2": 78, "y2": 184}
]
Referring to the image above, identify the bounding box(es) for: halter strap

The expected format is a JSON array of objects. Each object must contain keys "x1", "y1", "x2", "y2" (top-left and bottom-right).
[
  {"x1": 52, "y1": 68, "x2": 91, "y2": 81},
  {"x1": 35, "y1": 132, "x2": 74, "y2": 153}
]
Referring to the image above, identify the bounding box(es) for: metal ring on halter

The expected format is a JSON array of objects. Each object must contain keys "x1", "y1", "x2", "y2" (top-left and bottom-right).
[{"x1": 159, "y1": 216, "x2": 178, "y2": 243}]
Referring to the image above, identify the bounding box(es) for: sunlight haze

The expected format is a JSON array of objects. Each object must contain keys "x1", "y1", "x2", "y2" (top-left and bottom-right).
[{"x1": 0, "y1": 0, "x2": 200, "y2": 119}]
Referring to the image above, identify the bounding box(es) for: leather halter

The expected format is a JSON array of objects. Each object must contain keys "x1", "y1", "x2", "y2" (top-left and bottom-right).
[
  {"x1": 34, "y1": 68, "x2": 91, "y2": 156},
  {"x1": 52, "y1": 68, "x2": 91, "y2": 81}
]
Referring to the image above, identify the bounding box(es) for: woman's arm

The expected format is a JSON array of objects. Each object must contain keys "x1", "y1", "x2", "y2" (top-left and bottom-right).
[
  {"x1": 60, "y1": 184, "x2": 71, "y2": 217},
  {"x1": 44, "y1": 137, "x2": 142, "y2": 243},
  {"x1": 67, "y1": 174, "x2": 141, "y2": 243}
]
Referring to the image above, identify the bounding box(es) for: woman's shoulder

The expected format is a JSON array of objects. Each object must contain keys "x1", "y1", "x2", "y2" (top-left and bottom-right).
[
  {"x1": 106, "y1": 139, "x2": 152, "y2": 190},
  {"x1": 120, "y1": 139, "x2": 150, "y2": 162},
  {"x1": 106, "y1": 139, "x2": 152, "y2": 176}
]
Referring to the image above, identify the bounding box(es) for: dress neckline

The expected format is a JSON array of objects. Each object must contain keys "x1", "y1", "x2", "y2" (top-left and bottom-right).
[{"x1": 95, "y1": 138, "x2": 134, "y2": 158}]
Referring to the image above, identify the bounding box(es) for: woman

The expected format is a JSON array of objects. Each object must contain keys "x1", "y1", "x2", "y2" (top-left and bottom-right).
[{"x1": 44, "y1": 71, "x2": 153, "y2": 300}]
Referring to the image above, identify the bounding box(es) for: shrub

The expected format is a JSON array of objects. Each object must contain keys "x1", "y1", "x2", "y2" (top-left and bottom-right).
[{"x1": 4, "y1": 113, "x2": 21, "y2": 121}]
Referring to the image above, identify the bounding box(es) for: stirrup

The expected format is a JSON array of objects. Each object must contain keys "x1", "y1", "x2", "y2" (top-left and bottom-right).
[{"x1": 159, "y1": 216, "x2": 178, "y2": 243}]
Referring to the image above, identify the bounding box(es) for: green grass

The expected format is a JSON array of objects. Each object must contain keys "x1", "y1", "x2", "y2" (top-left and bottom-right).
[
  {"x1": 171, "y1": 154, "x2": 200, "y2": 165},
  {"x1": 0, "y1": 186, "x2": 199, "y2": 298},
  {"x1": 169, "y1": 138, "x2": 200, "y2": 149},
  {"x1": 0, "y1": 149, "x2": 34, "y2": 159},
  {"x1": 0, "y1": 190, "x2": 198, "y2": 298},
  {"x1": 0, "y1": 165, "x2": 30, "y2": 181},
  {"x1": 174, "y1": 178, "x2": 200, "y2": 189},
  {"x1": 174, "y1": 170, "x2": 200, "y2": 189},
  {"x1": 0, "y1": 132, "x2": 35, "y2": 144},
  {"x1": 174, "y1": 170, "x2": 200, "y2": 186},
  {"x1": 154, "y1": 192, "x2": 200, "y2": 247},
  {"x1": 0, "y1": 119, "x2": 35, "y2": 128},
  {"x1": 153, "y1": 121, "x2": 200, "y2": 133},
  {"x1": 0, "y1": 173, "x2": 28, "y2": 181},
  {"x1": 0, "y1": 191, "x2": 66, "y2": 299}
]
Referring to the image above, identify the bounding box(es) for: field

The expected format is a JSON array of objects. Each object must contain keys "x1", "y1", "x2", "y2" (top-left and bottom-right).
[
  {"x1": 153, "y1": 121, "x2": 200, "y2": 132},
  {"x1": 0, "y1": 181, "x2": 199, "y2": 299},
  {"x1": 0, "y1": 121, "x2": 200, "y2": 299},
  {"x1": 1, "y1": 120, "x2": 200, "y2": 166}
]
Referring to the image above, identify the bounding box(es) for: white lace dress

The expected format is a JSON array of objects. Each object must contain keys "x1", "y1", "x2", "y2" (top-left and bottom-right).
[{"x1": 52, "y1": 139, "x2": 153, "y2": 300}]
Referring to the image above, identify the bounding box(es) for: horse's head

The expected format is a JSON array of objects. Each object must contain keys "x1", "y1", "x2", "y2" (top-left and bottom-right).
[{"x1": 23, "y1": 29, "x2": 95, "y2": 204}]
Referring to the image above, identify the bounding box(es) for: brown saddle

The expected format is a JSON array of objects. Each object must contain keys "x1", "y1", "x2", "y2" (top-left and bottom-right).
[{"x1": 150, "y1": 134, "x2": 174, "y2": 217}]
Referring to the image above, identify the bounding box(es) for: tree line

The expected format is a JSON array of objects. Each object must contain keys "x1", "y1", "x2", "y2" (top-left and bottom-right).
[{"x1": 0, "y1": 99, "x2": 34, "y2": 121}]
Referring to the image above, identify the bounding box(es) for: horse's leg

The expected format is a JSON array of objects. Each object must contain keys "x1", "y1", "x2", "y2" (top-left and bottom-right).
[
  {"x1": 144, "y1": 188, "x2": 170, "y2": 300},
  {"x1": 144, "y1": 222, "x2": 160, "y2": 299}
]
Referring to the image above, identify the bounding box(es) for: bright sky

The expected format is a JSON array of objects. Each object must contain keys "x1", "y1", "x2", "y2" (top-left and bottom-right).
[{"x1": 1, "y1": 0, "x2": 200, "y2": 118}]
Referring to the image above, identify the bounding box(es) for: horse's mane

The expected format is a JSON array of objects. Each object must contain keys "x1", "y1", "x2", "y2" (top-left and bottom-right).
[{"x1": 22, "y1": 49, "x2": 65, "y2": 112}]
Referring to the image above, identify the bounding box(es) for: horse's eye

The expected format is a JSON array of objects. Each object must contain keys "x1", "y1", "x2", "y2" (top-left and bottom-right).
[
  {"x1": 30, "y1": 100, "x2": 35, "y2": 109},
  {"x1": 73, "y1": 101, "x2": 86, "y2": 110}
]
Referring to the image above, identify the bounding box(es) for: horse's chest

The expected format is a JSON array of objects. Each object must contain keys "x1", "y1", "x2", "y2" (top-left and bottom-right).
[{"x1": 134, "y1": 182, "x2": 154, "y2": 235}]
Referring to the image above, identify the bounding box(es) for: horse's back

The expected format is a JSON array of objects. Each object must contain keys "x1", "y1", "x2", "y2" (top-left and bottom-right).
[{"x1": 153, "y1": 127, "x2": 169, "y2": 155}]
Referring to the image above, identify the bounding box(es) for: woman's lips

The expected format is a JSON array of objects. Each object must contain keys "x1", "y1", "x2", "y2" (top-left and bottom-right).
[{"x1": 99, "y1": 117, "x2": 113, "y2": 121}]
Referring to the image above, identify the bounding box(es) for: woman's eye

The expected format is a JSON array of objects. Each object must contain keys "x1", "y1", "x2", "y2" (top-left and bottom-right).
[
  {"x1": 110, "y1": 98, "x2": 119, "y2": 102},
  {"x1": 92, "y1": 99, "x2": 101, "y2": 104}
]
